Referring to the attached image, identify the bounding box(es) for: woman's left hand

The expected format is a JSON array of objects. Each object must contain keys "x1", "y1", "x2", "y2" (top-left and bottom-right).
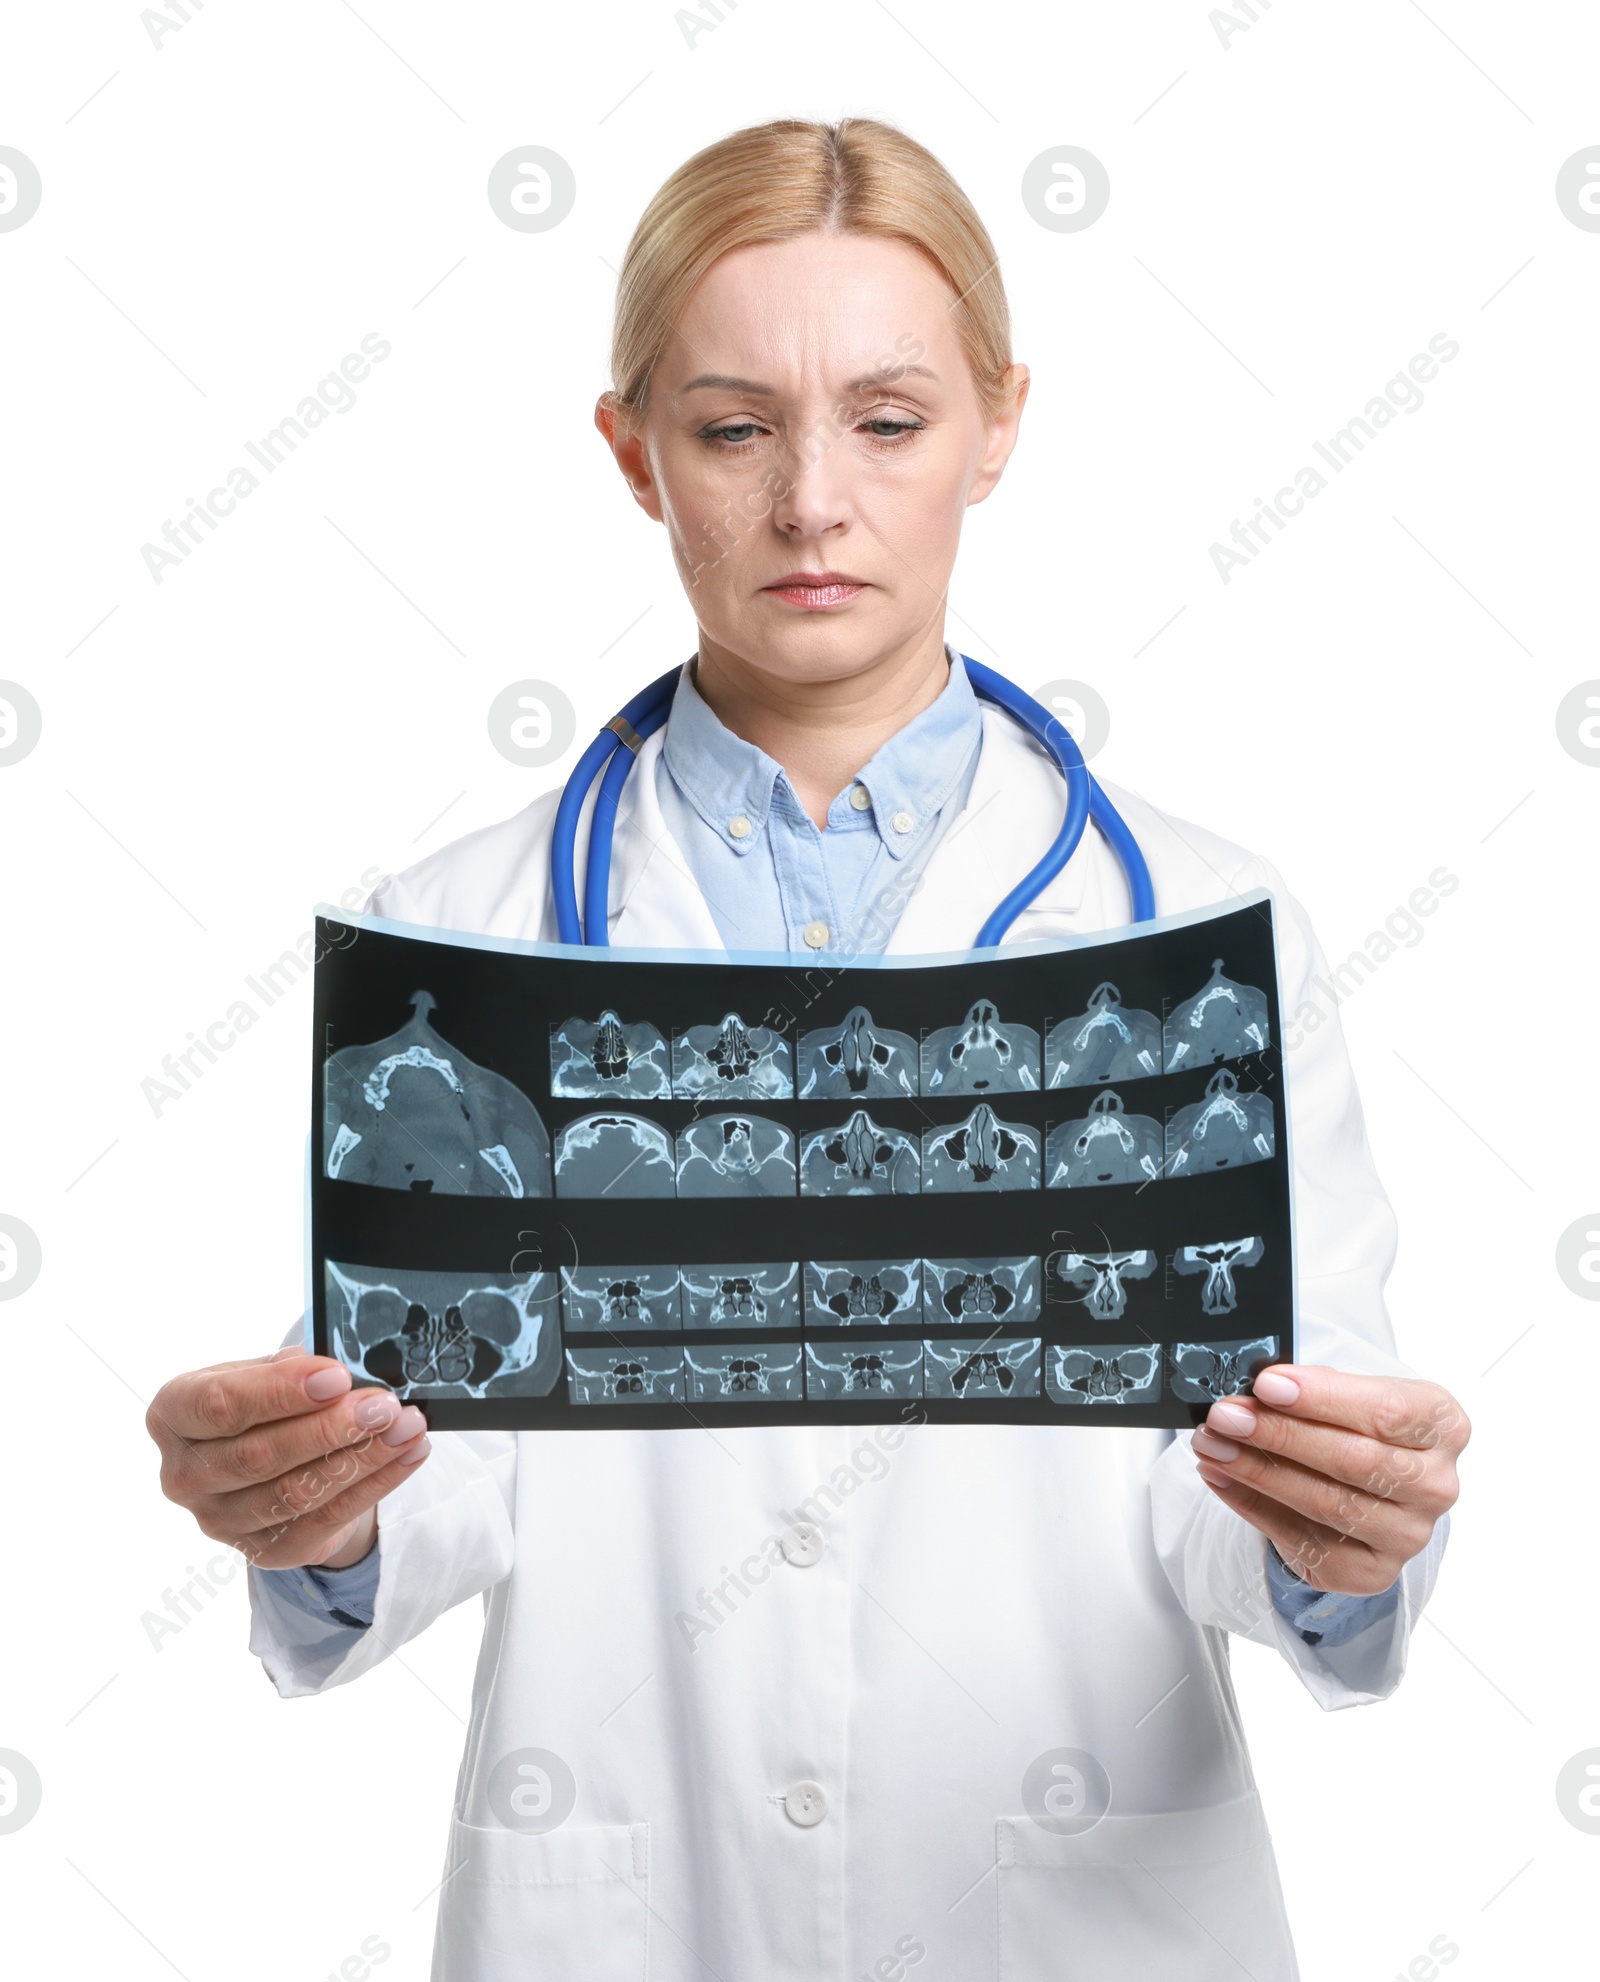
[{"x1": 1190, "y1": 1365, "x2": 1469, "y2": 1595}]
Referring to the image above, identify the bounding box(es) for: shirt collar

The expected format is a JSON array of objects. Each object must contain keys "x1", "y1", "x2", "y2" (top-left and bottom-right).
[{"x1": 660, "y1": 645, "x2": 984, "y2": 860}]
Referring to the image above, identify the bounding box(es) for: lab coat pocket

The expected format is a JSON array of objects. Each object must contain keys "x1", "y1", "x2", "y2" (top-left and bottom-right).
[
  {"x1": 434, "y1": 1816, "x2": 650, "y2": 1982},
  {"x1": 996, "y1": 1791, "x2": 1297, "y2": 1981}
]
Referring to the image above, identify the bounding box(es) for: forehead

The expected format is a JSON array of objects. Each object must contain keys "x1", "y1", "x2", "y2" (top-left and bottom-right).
[{"x1": 661, "y1": 232, "x2": 964, "y2": 391}]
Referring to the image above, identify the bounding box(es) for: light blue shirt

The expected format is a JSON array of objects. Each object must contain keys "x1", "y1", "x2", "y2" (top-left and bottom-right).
[{"x1": 260, "y1": 650, "x2": 1397, "y2": 1651}]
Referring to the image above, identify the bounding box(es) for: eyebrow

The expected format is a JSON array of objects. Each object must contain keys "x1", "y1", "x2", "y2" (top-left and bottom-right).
[{"x1": 679, "y1": 365, "x2": 941, "y2": 395}]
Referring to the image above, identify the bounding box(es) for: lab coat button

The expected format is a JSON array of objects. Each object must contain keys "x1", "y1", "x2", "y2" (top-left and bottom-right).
[
  {"x1": 803, "y1": 921, "x2": 830, "y2": 949},
  {"x1": 849, "y1": 784, "x2": 873, "y2": 811},
  {"x1": 780, "y1": 1521, "x2": 825, "y2": 1566},
  {"x1": 728, "y1": 815, "x2": 752, "y2": 840},
  {"x1": 890, "y1": 809, "x2": 914, "y2": 834},
  {"x1": 784, "y1": 1780, "x2": 828, "y2": 1826}
]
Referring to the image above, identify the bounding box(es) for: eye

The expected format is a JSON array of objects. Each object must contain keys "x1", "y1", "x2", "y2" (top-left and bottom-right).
[
  {"x1": 858, "y1": 416, "x2": 923, "y2": 446},
  {"x1": 699, "y1": 420, "x2": 767, "y2": 450}
]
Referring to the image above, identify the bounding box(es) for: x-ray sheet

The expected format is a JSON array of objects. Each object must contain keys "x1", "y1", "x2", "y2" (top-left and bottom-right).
[{"x1": 310, "y1": 891, "x2": 1295, "y2": 1430}]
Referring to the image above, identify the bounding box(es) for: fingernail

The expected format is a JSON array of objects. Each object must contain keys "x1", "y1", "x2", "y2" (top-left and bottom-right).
[
  {"x1": 1192, "y1": 1427, "x2": 1241, "y2": 1463},
  {"x1": 1194, "y1": 1459, "x2": 1231, "y2": 1488},
  {"x1": 1208, "y1": 1400, "x2": 1257, "y2": 1437},
  {"x1": 355, "y1": 1392, "x2": 400, "y2": 1428},
  {"x1": 305, "y1": 1367, "x2": 350, "y2": 1401},
  {"x1": 1252, "y1": 1369, "x2": 1300, "y2": 1406},
  {"x1": 381, "y1": 1405, "x2": 425, "y2": 1446},
  {"x1": 396, "y1": 1435, "x2": 431, "y2": 1466}
]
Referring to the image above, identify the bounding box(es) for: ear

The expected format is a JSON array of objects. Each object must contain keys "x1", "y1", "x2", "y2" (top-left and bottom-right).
[
  {"x1": 594, "y1": 392, "x2": 665, "y2": 522},
  {"x1": 966, "y1": 362, "x2": 1031, "y2": 508}
]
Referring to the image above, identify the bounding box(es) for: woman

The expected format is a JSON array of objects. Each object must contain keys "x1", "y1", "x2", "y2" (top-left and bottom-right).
[{"x1": 149, "y1": 119, "x2": 1467, "y2": 1980}]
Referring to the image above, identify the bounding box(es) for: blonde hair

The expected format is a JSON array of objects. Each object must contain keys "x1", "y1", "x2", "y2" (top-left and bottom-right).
[{"x1": 609, "y1": 118, "x2": 1012, "y2": 421}]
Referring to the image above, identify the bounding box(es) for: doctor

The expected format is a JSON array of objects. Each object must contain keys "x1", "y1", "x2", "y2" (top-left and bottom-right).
[{"x1": 148, "y1": 118, "x2": 1467, "y2": 1980}]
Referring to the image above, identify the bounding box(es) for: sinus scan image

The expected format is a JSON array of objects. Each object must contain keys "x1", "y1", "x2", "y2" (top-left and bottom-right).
[
  {"x1": 561, "y1": 1266, "x2": 681, "y2": 1332},
  {"x1": 325, "y1": 1261, "x2": 560, "y2": 1398},
  {"x1": 921, "y1": 1000, "x2": 1041, "y2": 1095},
  {"x1": 684, "y1": 1340, "x2": 804, "y2": 1400},
  {"x1": 924, "y1": 1337, "x2": 1042, "y2": 1399},
  {"x1": 1166, "y1": 1070, "x2": 1276, "y2": 1178},
  {"x1": 1046, "y1": 1091, "x2": 1164, "y2": 1189},
  {"x1": 806, "y1": 1259, "x2": 921, "y2": 1324},
  {"x1": 922, "y1": 1256, "x2": 1042, "y2": 1325},
  {"x1": 922, "y1": 1104, "x2": 1041, "y2": 1192},
  {"x1": 1045, "y1": 982, "x2": 1162, "y2": 1089},
  {"x1": 671, "y1": 1011, "x2": 794, "y2": 1100},
  {"x1": 797, "y1": 1006, "x2": 920, "y2": 1100},
  {"x1": 1174, "y1": 1237, "x2": 1265, "y2": 1316},
  {"x1": 676, "y1": 1114, "x2": 797, "y2": 1197},
  {"x1": 324, "y1": 991, "x2": 552, "y2": 1198},
  {"x1": 680, "y1": 1262, "x2": 801, "y2": 1328},
  {"x1": 1046, "y1": 1343, "x2": 1162, "y2": 1407},
  {"x1": 805, "y1": 1339, "x2": 923, "y2": 1398},
  {"x1": 554, "y1": 1113, "x2": 676, "y2": 1198},
  {"x1": 1053, "y1": 1249, "x2": 1157, "y2": 1321},
  {"x1": 1171, "y1": 1335, "x2": 1279, "y2": 1403},
  {"x1": 550, "y1": 1010, "x2": 671, "y2": 1099},
  {"x1": 566, "y1": 1344, "x2": 685, "y2": 1404},
  {"x1": 800, "y1": 1110, "x2": 920, "y2": 1196},
  {"x1": 1163, "y1": 959, "x2": 1271, "y2": 1071}
]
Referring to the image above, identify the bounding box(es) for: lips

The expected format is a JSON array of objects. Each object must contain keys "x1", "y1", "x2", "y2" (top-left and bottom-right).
[{"x1": 762, "y1": 571, "x2": 867, "y2": 608}]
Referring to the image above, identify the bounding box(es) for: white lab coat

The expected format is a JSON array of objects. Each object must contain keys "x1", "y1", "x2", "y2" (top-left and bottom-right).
[{"x1": 250, "y1": 702, "x2": 1446, "y2": 1981}]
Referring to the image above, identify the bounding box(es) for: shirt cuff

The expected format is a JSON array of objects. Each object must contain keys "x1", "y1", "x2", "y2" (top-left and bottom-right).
[
  {"x1": 1266, "y1": 1541, "x2": 1400, "y2": 1649},
  {"x1": 255, "y1": 1541, "x2": 381, "y2": 1631}
]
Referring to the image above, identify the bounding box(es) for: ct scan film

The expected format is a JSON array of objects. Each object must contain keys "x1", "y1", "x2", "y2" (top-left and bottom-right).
[{"x1": 310, "y1": 892, "x2": 1295, "y2": 1430}]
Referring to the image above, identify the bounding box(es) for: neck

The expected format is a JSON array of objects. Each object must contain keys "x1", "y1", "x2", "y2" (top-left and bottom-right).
[{"x1": 692, "y1": 619, "x2": 952, "y2": 828}]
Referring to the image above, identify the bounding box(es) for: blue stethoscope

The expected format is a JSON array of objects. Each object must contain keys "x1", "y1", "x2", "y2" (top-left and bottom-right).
[{"x1": 551, "y1": 657, "x2": 1155, "y2": 949}]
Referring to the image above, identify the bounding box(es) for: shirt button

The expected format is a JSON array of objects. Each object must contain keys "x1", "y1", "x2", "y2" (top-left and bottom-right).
[
  {"x1": 890, "y1": 810, "x2": 914, "y2": 835},
  {"x1": 849, "y1": 785, "x2": 872, "y2": 812},
  {"x1": 780, "y1": 1521, "x2": 825, "y2": 1567},
  {"x1": 728, "y1": 815, "x2": 752, "y2": 840},
  {"x1": 784, "y1": 1780, "x2": 828, "y2": 1827},
  {"x1": 803, "y1": 921, "x2": 830, "y2": 949}
]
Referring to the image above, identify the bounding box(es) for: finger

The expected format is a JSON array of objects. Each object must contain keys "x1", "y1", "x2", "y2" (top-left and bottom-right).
[
  {"x1": 149, "y1": 1353, "x2": 357, "y2": 1448},
  {"x1": 234, "y1": 1439, "x2": 432, "y2": 1571},
  {"x1": 205, "y1": 1413, "x2": 430, "y2": 1544},
  {"x1": 167, "y1": 1388, "x2": 419, "y2": 1503},
  {"x1": 1191, "y1": 1438, "x2": 1431, "y2": 1560},
  {"x1": 1192, "y1": 1464, "x2": 1399, "y2": 1596},
  {"x1": 1201, "y1": 1399, "x2": 1458, "y2": 1515},
  {"x1": 1246, "y1": 1365, "x2": 1470, "y2": 1454}
]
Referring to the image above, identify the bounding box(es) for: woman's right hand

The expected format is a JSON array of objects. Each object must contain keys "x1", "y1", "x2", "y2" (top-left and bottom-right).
[{"x1": 147, "y1": 1347, "x2": 430, "y2": 1571}]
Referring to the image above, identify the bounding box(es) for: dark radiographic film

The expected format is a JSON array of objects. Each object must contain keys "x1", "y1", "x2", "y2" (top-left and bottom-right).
[{"x1": 311, "y1": 891, "x2": 1293, "y2": 1428}]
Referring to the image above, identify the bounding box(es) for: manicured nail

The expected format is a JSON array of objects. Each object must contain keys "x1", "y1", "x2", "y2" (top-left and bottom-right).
[
  {"x1": 380, "y1": 1405, "x2": 425, "y2": 1446},
  {"x1": 1194, "y1": 1459, "x2": 1232, "y2": 1488},
  {"x1": 1192, "y1": 1427, "x2": 1241, "y2": 1463},
  {"x1": 396, "y1": 1435, "x2": 431, "y2": 1466},
  {"x1": 1208, "y1": 1400, "x2": 1256, "y2": 1437},
  {"x1": 355, "y1": 1392, "x2": 400, "y2": 1429},
  {"x1": 305, "y1": 1367, "x2": 351, "y2": 1401},
  {"x1": 1252, "y1": 1369, "x2": 1300, "y2": 1406}
]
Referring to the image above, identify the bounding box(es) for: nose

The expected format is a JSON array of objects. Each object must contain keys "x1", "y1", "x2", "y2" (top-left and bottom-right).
[{"x1": 768, "y1": 419, "x2": 856, "y2": 538}]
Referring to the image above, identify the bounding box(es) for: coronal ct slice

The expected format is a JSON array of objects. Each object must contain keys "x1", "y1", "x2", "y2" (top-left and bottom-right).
[
  {"x1": 1045, "y1": 983, "x2": 1162, "y2": 1089},
  {"x1": 797, "y1": 1006, "x2": 919, "y2": 1099},
  {"x1": 805, "y1": 1339, "x2": 923, "y2": 1398},
  {"x1": 806, "y1": 1259, "x2": 921, "y2": 1324},
  {"x1": 921, "y1": 1001, "x2": 1041, "y2": 1095},
  {"x1": 1163, "y1": 959, "x2": 1271, "y2": 1071},
  {"x1": 680, "y1": 1261, "x2": 800, "y2": 1328},
  {"x1": 1046, "y1": 1091, "x2": 1164, "y2": 1189},
  {"x1": 800, "y1": 1110, "x2": 920, "y2": 1196},
  {"x1": 676, "y1": 1114, "x2": 796, "y2": 1197},
  {"x1": 684, "y1": 1341, "x2": 804, "y2": 1400},
  {"x1": 550, "y1": 1011, "x2": 671, "y2": 1099},
  {"x1": 554, "y1": 1113, "x2": 676, "y2": 1198},
  {"x1": 325, "y1": 1261, "x2": 560, "y2": 1398},
  {"x1": 924, "y1": 1336, "x2": 1042, "y2": 1398},
  {"x1": 561, "y1": 1265, "x2": 680, "y2": 1331},
  {"x1": 323, "y1": 991, "x2": 551, "y2": 1198},
  {"x1": 1171, "y1": 1335, "x2": 1278, "y2": 1403},
  {"x1": 1053, "y1": 1249, "x2": 1156, "y2": 1321},
  {"x1": 922, "y1": 1104, "x2": 1040, "y2": 1192},
  {"x1": 1046, "y1": 1342, "x2": 1162, "y2": 1407},
  {"x1": 565, "y1": 1344, "x2": 684, "y2": 1404},
  {"x1": 1166, "y1": 1070, "x2": 1275, "y2": 1177},
  {"x1": 923, "y1": 1256, "x2": 1042, "y2": 1325},
  {"x1": 671, "y1": 1012, "x2": 794, "y2": 1100},
  {"x1": 1174, "y1": 1237, "x2": 1265, "y2": 1316}
]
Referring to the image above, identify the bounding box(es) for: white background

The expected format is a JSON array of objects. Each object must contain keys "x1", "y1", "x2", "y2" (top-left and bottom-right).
[{"x1": 2, "y1": 1, "x2": 1595, "y2": 1975}]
